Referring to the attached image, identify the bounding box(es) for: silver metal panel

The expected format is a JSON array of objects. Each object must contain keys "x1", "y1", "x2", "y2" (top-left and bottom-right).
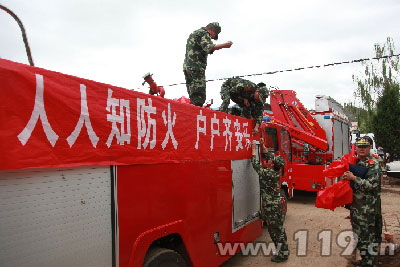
[
  {"x1": 232, "y1": 159, "x2": 260, "y2": 232},
  {"x1": 314, "y1": 114, "x2": 333, "y2": 153},
  {"x1": 0, "y1": 166, "x2": 112, "y2": 267},
  {"x1": 342, "y1": 123, "x2": 350, "y2": 155},
  {"x1": 334, "y1": 119, "x2": 343, "y2": 160}
]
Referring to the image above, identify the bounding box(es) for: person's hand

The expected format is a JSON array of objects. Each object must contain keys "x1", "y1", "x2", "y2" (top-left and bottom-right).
[
  {"x1": 343, "y1": 171, "x2": 356, "y2": 181},
  {"x1": 260, "y1": 138, "x2": 267, "y2": 152},
  {"x1": 225, "y1": 41, "x2": 233, "y2": 48},
  {"x1": 243, "y1": 98, "x2": 250, "y2": 107},
  {"x1": 253, "y1": 123, "x2": 260, "y2": 134}
]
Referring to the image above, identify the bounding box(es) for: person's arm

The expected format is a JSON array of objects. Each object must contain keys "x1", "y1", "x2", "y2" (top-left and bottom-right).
[
  {"x1": 199, "y1": 34, "x2": 217, "y2": 54},
  {"x1": 343, "y1": 160, "x2": 380, "y2": 192},
  {"x1": 251, "y1": 141, "x2": 275, "y2": 176},
  {"x1": 253, "y1": 122, "x2": 260, "y2": 134},
  {"x1": 252, "y1": 102, "x2": 264, "y2": 131},
  {"x1": 251, "y1": 141, "x2": 263, "y2": 175},
  {"x1": 353, "y1": 162, "x2": 380, "y2": 192},
  {"x1": 211, "y1": 41, "x2": 233, "y2": 52},
  {"x1": 259, "y1": 138, "x2": 267, "y2": 153},
  {"x1": 220, "y1": 100, "x2": 230, "y2": 113},
  {"x1": 219, "y1": 83, "x2": 231, "y2": 113}
]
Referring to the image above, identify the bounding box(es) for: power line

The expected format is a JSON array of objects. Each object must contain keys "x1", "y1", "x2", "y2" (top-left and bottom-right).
[{"x1": 163, "y1": 53, "x2": 400, "y2": 88}]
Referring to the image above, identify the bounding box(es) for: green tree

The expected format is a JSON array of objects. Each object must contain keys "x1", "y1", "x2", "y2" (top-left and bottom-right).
[
  {"x1": 352, "y1": 37, "x2": 400, "y2": 157},
  {"x1": 352, "y1": 37, "x2": 400, "y2": 132},
  {"x1": 372, "y1": 83, "x2": 400, "y2": 159},
  {"x1": 343, "y1": 103, "x2": 370, "y2": 133}
]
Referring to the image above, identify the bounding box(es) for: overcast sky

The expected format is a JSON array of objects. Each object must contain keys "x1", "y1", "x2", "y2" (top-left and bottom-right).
[{"x1": 1, "y1": 0, "x2": 400, "y2": 109}]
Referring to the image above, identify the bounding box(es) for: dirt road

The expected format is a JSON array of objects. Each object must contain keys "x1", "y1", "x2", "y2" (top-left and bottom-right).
[{"x1": 222, "y1": 190, "x2": 400, "y2": 267}]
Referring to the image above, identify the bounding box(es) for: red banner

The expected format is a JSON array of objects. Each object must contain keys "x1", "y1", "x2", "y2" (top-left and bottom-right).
[{"x1": 0, "y1": 59, "x2": 254, "y2": 170}]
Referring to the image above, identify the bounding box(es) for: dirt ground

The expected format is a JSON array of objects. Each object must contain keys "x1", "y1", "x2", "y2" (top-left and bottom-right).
[{"x1": 222, "y1": 188, "x2": 400, "y2": 267}]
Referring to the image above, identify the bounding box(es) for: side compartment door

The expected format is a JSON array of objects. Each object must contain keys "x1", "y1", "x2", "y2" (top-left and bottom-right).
[
  {"x1": 0, "y1": 166, "x2": 116, "y2": 267},
  {"x1": 342, "y1": 122, "x2": 350, "y2": 155},
  {"x1": 333, "y1": 119, "x2": 344, "y2": 160},
  {"x1": 232, "y1": 159, "x2": 260, "y2": 232}
]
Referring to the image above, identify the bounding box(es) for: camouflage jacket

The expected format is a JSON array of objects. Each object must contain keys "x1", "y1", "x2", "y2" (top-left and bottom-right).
[
  {"x1": 251, "y1": 155, "x2": 281, "y2": 198},
  {"x1": 183, "y1": 27, "x2": 215, "y2": 71},
  {"x1": 220, "y1": 77, "x2": 266, "y2": 123},
  {"x1": 248, "y1": 101, "x2": 265, "y2": 124},
  {"x1": 351, "y1": 155, "x2": 381, "y2": 214}
]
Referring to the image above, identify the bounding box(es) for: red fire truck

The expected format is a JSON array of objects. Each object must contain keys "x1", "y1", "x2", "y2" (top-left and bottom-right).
[
  {"x1": 260, "y1": 90, "x2": 350, "y2": 198},
  {"x1": 0, "y1": 58, "x2": 350, "y2": 266},
  {"x1": 0, "y1": 59, "x2": 265, "y2": 267}
]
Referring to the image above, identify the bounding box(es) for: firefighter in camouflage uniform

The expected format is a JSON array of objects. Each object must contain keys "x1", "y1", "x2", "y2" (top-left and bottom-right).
[
  {"x1": 220, "y1": 77, "x2": 269, "y2": 133},
  {"x1": 343, "y1": 136, "x2": 382, "y2": 267},
  {"x1": 183, "y1": 22, "x2": 233, "y2": 107},
  {"x1": 251, "y1": 139, "x2": 289, "y2": 263}
]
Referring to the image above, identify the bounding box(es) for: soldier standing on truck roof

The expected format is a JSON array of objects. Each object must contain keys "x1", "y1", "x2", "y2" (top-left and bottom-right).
[
  {"x1": 343, "y1": 136, "x2": 382, "y2": 267},
  {"x1": 251, "y1": 139, "x2": 289, "y2": 263},
  {"x1": 220, "y1": 77, "x2": 269, "y2": 133},
  {"x1": 183, "y1": 22, "x2": 233, "y2": 107}
]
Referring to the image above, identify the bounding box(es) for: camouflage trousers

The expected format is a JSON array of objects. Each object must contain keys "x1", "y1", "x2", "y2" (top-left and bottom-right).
[
  {"x1": 183, "y1": 68, "x2": 206, "y2": 107},
  {"x1": 261, "y1": 189, "x2": 289, "y2": 259},
  {"x1": 350, "y1": 209, "x2": 380, "y2": 267}
]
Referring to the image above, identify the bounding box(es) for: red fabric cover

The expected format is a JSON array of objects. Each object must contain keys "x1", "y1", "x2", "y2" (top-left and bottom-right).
[
  {"x1": 323, "y1": 148, "x2": 357, "y2": 178},
  {"x1": 315, "y1": 180, "x2": 353, "y2": 211},
  {"x1": 317, "y1": 147, "x2": 357, "y2": 210}
]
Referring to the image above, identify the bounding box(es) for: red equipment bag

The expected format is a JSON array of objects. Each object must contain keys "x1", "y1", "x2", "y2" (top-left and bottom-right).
[{"x1": 315, "y1": 180, "x2": 353, "y2": 211}]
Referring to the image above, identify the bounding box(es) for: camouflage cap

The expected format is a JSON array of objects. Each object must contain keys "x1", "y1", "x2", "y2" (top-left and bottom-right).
[
  {"x1": 274, "y1": 155, "x2": 285, "y2": 169},
  {"x1": 207, "y1": 22, "x2": 221, "y2": 40},
  {"x1": 355, "y1": 136, "x2": 373, "y2": 147}
]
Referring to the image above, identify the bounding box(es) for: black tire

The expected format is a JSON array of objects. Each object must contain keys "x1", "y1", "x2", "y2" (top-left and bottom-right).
[
  {"x1": 280, "y1": 189, "x2": 288, "y2": 216},
  {"x1": 143, "y1": 247, "x2": 186, "y2": 267}
]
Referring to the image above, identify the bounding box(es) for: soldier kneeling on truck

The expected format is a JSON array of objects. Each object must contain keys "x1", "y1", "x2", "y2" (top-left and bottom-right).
[{"x1": 219, "y1": 77, "x2": 269, "y2": 133}]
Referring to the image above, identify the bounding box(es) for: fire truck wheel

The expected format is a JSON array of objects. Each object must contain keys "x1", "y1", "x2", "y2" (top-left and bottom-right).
[
  {"x1": 280, "y1": 189, "x2": 288, "y2": 216},
  {"x1": 143, "y1": 247, "x2": 186, "y2": 267}
]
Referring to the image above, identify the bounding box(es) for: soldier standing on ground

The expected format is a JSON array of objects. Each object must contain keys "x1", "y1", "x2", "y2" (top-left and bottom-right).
[
  {"x1": 251, "y1": 139, "x2": 289, "y2": 263},
  {"x1": 343, "y1": 136, "x2": 382, "y2": 267},
  {"x1": 183, "y1": 22, "x2": 233, "y2": 107},
  {"x1": 220, "y1": 77, "x2": 269, "y2": 133}
]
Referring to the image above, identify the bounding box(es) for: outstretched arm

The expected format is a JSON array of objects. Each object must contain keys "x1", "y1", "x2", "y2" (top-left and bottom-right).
[
  {"x1": 212, "y1": 41, "x2": 233, "y2": 52},
  {"x1": 260, "y1": 138, "x2": 267, "y2": 153},
  {"x1": 251, "y1": 141, "x2": 263, "y2": 175}
]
